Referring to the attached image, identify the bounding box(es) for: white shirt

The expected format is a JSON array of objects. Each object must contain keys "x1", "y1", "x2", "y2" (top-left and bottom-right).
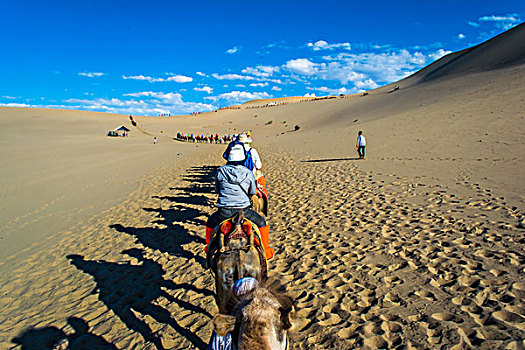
[
  {"x1": 356, "y1": 135, "x2": 366, "y2": 147},
  {"x1": 243, "y1": 144, "x2": 262, "y2": 171}
]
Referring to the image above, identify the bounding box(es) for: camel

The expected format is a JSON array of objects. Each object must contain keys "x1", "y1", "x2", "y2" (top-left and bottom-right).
[
  {"x1": 207, "y1": 211, "x2": 268, "y2": 314},
  {"x1": 252, "y1": 170, "x2": 269, "y2": 217},
  {"x1": 213, "y1": 280, "x2": 296, "y2": 350}
]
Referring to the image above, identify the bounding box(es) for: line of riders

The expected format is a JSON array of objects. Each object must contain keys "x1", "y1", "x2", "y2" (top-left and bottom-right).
[
  {"x1": 176, "y1": 133, "x2": 234, "y2": 144},
  {"x1": 206, "y1": 132, "x2": 289, "y2": 349},
  {"x1": 205, "y1": 132, "x2": 273, "y2": 260}
]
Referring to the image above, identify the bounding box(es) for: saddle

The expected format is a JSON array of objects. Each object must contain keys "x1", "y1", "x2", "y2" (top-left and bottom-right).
[{"x1": 206, "y1": 211, "x2": 268, "y2": 278}]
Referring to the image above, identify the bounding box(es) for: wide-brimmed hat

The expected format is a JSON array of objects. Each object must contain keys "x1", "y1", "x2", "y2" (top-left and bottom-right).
[
  {"x1": 237, "y1": 133, "x2": 252, "y2": 144},
  {"x1": 228, "y1": 144, "x2": 246, "y2": 162}
]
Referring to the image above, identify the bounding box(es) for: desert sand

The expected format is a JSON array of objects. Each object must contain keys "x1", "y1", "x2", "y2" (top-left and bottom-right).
[{"x1": 0, "y1": 24, "x2": 524, "y2": 349}]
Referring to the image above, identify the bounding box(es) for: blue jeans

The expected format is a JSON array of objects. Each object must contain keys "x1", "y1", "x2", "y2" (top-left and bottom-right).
[
  {"x1": 206, "y1": 207, "x2": 266, "y2": 229},
  {"x1": 357, "y1": 146, "x2": 365, "y2": 158}
]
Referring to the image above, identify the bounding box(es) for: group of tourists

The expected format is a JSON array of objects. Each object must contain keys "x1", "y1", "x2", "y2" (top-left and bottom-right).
[
  {"x1": 205, "y1": 131, "x2": 274, "y2": 260},
  {"x1": 204, "y1": 130, "x2": 367, "y2": 349},
  {"x1": 175, "y1": 133, "x2": 234, "y2": 144},
  {"x1": 206, "y1": 131, "x2": 275, "y2": 349}
]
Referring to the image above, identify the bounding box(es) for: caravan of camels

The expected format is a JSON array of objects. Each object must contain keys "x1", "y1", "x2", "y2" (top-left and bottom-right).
[{"x1": 205, "y1": 133, "x2": 295, "y2": 350}]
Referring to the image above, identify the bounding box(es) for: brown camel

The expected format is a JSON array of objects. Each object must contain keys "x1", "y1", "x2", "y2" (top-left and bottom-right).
[
  {"x1": 213, "y1": 280, "x2": 296, "y2": 350},
  {"x1": 207, "y1": 211, "x2": 267, "y2": 314}
]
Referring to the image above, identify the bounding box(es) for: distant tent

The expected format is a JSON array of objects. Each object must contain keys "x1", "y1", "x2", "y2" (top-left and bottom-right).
[
  {"x1": 114, "y1": 125, "x2": 130, "y2": 132},
  {"x1": 107, "y1": 125, "x2": 130, "y2": 137}
]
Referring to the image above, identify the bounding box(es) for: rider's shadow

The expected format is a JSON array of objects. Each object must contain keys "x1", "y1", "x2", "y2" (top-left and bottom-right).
[
  {"x1": 110, "y1": 206, "x2": 206, "y2": 267},
  {"x1": 11, "y1": 316, "x2": 118, "y2": 350},
  {"x1": 145, "y1": 205, "x2": 208, "y2": 226},
  {"x1": 67, "y1": 249, "x2": 208, "y2": 350},
  {"x1": 11, "y1": 326, "x2": 66, "y2": 350},
  {"x1": 65, "y1": 316, "x2": 118, "y2": 349},
  {"x1": 152, "y1": 194, "x2": 211, "y2": 207},
  {"x1": 171, "y1": 165, "x2": 218, "y2": 195}
]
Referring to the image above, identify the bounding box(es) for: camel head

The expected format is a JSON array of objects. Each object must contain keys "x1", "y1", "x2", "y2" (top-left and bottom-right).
[{"x1": 213, "y1": 281, "x2": 296, "y2": 350}]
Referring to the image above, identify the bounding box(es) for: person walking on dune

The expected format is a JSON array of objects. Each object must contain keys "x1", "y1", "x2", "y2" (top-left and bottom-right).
[{"x1": 356, "y1": 131, "x2": 366, "y2": 159}]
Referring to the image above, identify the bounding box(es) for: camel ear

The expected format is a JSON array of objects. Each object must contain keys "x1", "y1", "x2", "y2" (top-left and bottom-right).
[
  {"x1": 279, "y1": 305, "x2": 296, "y2": 330},
  {"x1": 213, "y1": 314, "x2": 236, "y2": 337}
]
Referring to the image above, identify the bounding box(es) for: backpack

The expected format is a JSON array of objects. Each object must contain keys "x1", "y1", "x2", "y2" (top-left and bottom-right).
[{"x1": 243, "y1": 147, "x2": 254, "y2": 171}]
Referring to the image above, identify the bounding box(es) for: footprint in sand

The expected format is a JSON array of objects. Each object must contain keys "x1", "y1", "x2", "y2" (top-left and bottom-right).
[{"x1": 492, "y1": 310, "x2": 525, "y2": 330}]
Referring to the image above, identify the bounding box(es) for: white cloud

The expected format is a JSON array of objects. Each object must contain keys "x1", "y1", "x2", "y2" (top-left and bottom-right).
[
  {"x1": 427, "y1": 49, "x2": 450, "y2": 61},
  {"x1": 196, "y1": 71, "x2": 207, "y2": 76},
  {"x1": 226, "y1": 46, "x2": 242, "y2": 54},
  {"x1": 249, "y1": 82, "x2": 269, "y2": 87},
  {"x1": 307, "y1": 40, "x2": 351, "y2": 51},
  {"x1": 468, "y1": 13, "x2": 522, "y2": 33},
  {"x1": 212, "y1": 73, "x2": 255, "y2": 80},
  {"x1": 307, "y1": 86, "x2": 355, "y2": 95},
  {"x1": 63, "y1": 93, "x2": 215, "y2": 116},
  {"x1": 194, "y1": 86, "x2": 213, "y2": 94},
  {"x1": 0, "y1": 102, "x2": 30, "y2": 107},
  {"x1": 2, "y1": 95, "x2": 18, "y2": 99},
  {"x1": 271, "y1": 86, "x2": 282, "y2": 91},
  {"x1": 122, "y1": 74, "x2": 193, "y2": 83},
  {"x1": 166, "y1": 74, "x2": 193, "y2": 83},
  {"x1": 284, "y1": 58, "x2": 318, "y2": 75},
  {"x1": 458, "y1": 33, "x2": 466, "y2": 39},
  {"x1": 311, "y1": 48, "x2": 450, "y2": 85},
  {"x1": 123, "y1": 75, "x2": 163, "y2": 82},
  {"x1": 205, "y1": 91, "x2": 271, "y2": 104},
  {"x1": 242, "y1": 65, "x2": 280, "y2": 77},
  {"x1": 304, "y1": 93, "x2": 316, "y2": 97},
  {"x1": 478, "y1": 14, "x2": 520, "y2": 23},
  {"x1": 79, "y1": 72, "x2": 105, "y2": 78}
]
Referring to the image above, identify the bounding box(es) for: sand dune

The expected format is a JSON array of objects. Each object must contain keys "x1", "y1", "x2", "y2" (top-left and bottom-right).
[
  {"x1": 406, "y1": 22, "x2": 525, "y2": 85},
  {"x1": 1, "y1": 25, "x2": 524, "y2": 349}
]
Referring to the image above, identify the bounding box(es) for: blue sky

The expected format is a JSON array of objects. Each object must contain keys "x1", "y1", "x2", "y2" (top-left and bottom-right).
[{"x1": 1, "y1": 1, "x2": 523, "y2": 116}]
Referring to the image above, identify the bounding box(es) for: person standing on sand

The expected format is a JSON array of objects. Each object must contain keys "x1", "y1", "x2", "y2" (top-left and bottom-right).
[
  {"x1": 356, "y1": 131, "x2": 366, "y2": 159},
  {"x1": 153, "y1": 137, "x2": 157, "y2": 145}
]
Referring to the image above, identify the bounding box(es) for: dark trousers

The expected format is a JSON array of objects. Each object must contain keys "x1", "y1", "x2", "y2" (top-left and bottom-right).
[
  {"x1": 207, "y1": 207, "x2": 267, "y2": 229},
  {"x1": 357, "y1": 146, "x2": 365, "y2": 158}
]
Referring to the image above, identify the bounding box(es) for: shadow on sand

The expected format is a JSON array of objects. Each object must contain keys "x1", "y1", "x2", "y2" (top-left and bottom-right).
[
  {"x1": 66, "y1": 248, "x2": 209, "y2": 350},
  {"x1": 110, "y1": 165, "x2": 219, "y2": 268},
  {"x1": 12, "y1": 165, "x2": 221, "y2": 350},
  {"x1": 95, "y1": 165, "x2": 218, "y2": 349},
  {"x1": 12, "y1": 316, "x2": 118, "y2": 350},
  {"x1": 14, "y1": 166, "x2": 219, "y2": 349},
  {"x1": 302, "y1": 157, "x2": 362, "y2": 163}
]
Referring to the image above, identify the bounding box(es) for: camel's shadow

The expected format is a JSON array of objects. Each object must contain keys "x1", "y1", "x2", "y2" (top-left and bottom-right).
[
  {"x1": 13, "y1": 165, "x2": 220, "y2": 350},
  {"x1": 110, "y1": 165, "x2": 219, "y2": 269},
  {"x1": 110, "y1": 205, "x2": 206, "y2": 268},
  {"x1": 66, "y1": 249, "x2": 209, "y2": 350}
]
